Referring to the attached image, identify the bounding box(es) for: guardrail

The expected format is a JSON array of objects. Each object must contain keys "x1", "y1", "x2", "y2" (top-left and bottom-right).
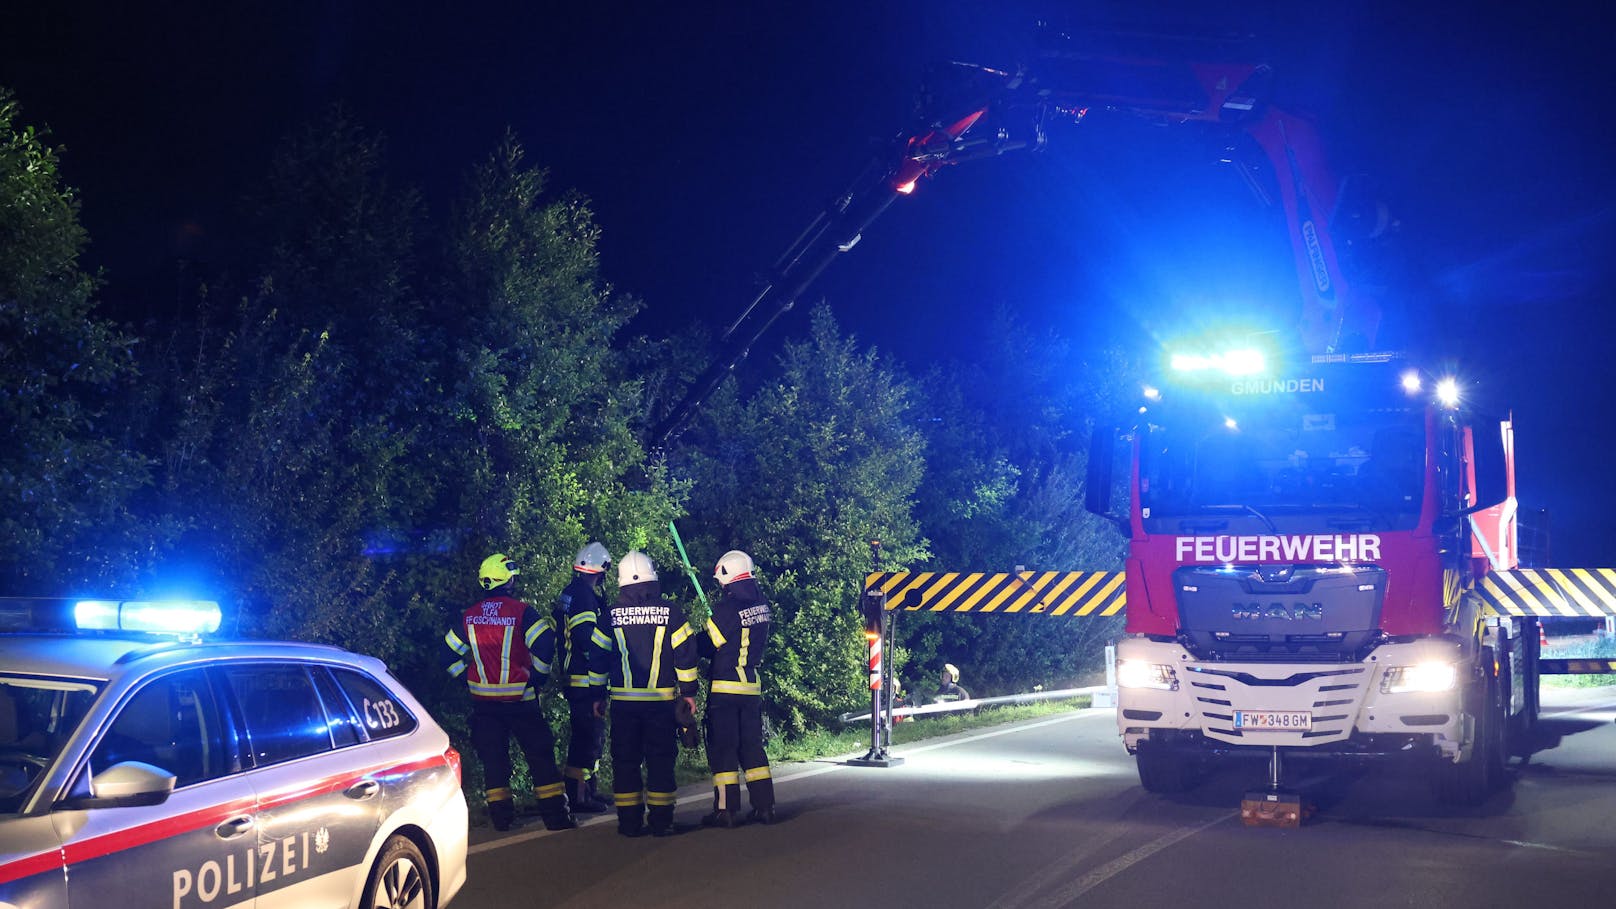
[{"x1": 838, "y1": 684, "x2": 1110, "y2": 725}]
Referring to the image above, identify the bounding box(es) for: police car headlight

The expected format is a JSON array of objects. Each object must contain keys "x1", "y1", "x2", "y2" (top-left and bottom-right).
[
  {"x1": 1380, "y1": 662, "x2": 1458, "y2": 694},
  {"x1": 1117, "y1": 660, "x2": 1178, "y2": 691}
]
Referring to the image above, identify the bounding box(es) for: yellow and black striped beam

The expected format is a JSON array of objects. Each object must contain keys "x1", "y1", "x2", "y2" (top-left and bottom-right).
[
  {"x1": 863, "y1": 571, "x2": 1125, "y2": 617},
  {"x1": 1476, "y1": 569, "x2": 1616, "y2": 618},
  {"x1": 1540, "y1": 659, "x2": 1616, "y2": 675}
]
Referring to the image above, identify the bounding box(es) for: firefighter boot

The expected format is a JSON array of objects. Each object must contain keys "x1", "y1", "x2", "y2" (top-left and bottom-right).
[
  {"x1": 566, "y1": 777, "x2": 609, "y2": 814},
  {"x1": 537, "y1": 794, "x2": 577, "y2": 831},
  {"x1": 745, "y1": 774, "x2": 777, "y2": 824},
  {"x1": 701, "y1": 809, "x2": 739, "y2": 828},
  {"x1": 488, "y1": 797, "x2": 521, "y2": 832},
  {"x1": 617, "y1": 806, "x2": 647, "y2": 838},
  {"x1": 648, "y1": 802, "x2": 682, "y2": 837}
]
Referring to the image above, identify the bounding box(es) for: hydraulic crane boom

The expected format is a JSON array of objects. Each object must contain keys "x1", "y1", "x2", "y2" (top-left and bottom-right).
[
  {"x1": 648, "y1": 100, "x2": 1029, "y2": 448},
  {"x1": 650, "y1": 27, "x2": 1383, "y2": 447}
]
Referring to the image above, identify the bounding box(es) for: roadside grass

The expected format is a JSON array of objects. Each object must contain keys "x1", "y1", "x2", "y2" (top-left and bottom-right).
[{"x1": 1543, "y1": 635, "x2": 1616, "y2": 688}]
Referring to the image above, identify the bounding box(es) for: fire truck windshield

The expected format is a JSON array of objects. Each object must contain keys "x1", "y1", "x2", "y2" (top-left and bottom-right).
[{"x1": 1139, "y1": 398, "x2": 1425, "y2": 535}]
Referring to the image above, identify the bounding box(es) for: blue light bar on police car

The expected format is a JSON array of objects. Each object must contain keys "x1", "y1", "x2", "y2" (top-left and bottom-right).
[{"x1": 74, "y1": 599, "x2": 222, "y2": 635}]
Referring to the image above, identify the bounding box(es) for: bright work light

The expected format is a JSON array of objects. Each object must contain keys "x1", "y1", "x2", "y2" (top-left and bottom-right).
[
  {"x1": 1435, "y1": 377, "x2": 1460, "y2": 408},
  {"x1": 1400, "y1": 371, "x2": 1421, "y2": 394}
]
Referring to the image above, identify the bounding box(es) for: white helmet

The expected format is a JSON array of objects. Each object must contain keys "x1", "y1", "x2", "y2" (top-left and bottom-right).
[
  {"x1": 574, "y1": 542, "x2": 611, "y2": 574},
  {"x1": 713, "y1": 550, "x2": 754, "y2": 585},
  {"x1": 943, "y1": 663, "x2": 960, "y2": 684},
  {"x1": 618, "y1": 550, "x2": 657, "y2": 585}
]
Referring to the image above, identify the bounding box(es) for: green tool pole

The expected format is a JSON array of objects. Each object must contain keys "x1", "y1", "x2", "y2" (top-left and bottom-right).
[{"x1": 668, "y1": 521, "x2": 709, "y2": 607}]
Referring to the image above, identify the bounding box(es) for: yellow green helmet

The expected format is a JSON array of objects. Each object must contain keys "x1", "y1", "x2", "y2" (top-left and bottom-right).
[{"x1": 479, "y1": 553, "x2": 520, "y2": 590}]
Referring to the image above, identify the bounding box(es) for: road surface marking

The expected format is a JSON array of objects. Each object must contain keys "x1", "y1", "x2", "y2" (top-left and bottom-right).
[
  {"x1": 993, "y1": 811, "x2": 1232, "y2": 909},
  {"x1": 471, "y1": 708, "x2": 1107, "y2": 854}
]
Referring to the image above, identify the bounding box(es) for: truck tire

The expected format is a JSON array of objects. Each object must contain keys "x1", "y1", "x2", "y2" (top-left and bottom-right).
[
  {"x1": 1136, "y1": 742, "x2": 1201, "y2": 794},
  {"x1": 1431, "y1": 660, "x2": 1506, "y2": 806}
]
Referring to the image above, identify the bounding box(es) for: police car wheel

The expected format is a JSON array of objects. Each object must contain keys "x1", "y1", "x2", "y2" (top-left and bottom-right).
[{"x1": 362, "y1": 835, "x2": 435, "y2": 909}]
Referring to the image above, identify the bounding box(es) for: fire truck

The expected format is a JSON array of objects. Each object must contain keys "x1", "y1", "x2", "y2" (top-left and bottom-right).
[
  {"x1": 1046, "y1": 39, "x2": 1538, "y2": 806},
  {"x1": 1086, "y1": 349, "x2": 1531, "y2": 807},
  {"x1": 656, "y1": 26, "x2": 1561, "y2": 809}
]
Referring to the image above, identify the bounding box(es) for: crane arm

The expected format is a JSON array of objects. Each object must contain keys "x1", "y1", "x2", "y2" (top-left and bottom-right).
[{"x1": 650, "y1": 29, "x2": 1385, "y2": 448}]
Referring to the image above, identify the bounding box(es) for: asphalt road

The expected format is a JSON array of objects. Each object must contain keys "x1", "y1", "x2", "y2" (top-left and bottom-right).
[{"x1": 455, "y1": 687, "x2": 1616, "y2": 908}]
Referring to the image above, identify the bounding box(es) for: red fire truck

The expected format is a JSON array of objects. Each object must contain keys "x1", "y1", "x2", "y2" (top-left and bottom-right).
[{"x1": 656, "y1": 26, "x2": 1552, "y2": 810}]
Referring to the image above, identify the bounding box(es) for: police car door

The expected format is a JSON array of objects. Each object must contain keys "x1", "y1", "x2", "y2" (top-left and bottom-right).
[
  {"x1": 59, "y1": 667, "x2": 259, "y2": 909},
  {"x1": 222, "y1": 664, "x2": 384, "y2": 909}
]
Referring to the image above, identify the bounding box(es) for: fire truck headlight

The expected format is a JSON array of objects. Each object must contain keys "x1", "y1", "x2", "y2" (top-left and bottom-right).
[
  {"x1": 1117, "y1": 660, "x2": 1179, "y2": 692},
  {"x1": 1380, "y1": 662, "x2": 1458, "y2": 694}
]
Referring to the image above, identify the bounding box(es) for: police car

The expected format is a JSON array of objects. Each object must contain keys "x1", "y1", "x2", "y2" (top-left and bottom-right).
[{"x1": 0, "y1": 598, "x2": 467, "y2": 909}]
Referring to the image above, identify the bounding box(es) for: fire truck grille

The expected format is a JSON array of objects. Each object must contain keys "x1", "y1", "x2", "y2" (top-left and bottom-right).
[{"x1": 1173, "y1": 564, "x2": 1387, "y2": 663}]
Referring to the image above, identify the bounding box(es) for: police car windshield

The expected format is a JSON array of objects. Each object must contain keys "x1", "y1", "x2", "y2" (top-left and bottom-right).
[
  {"x1": 0, "y1": 676, "x2": 100, "y2": 814},
  {"x1": 1140, "y1": 400, "x2": 1425, "y2": 535}
]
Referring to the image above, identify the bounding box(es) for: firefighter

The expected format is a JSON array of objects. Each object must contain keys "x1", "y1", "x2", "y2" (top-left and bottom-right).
[
  {"x1": 937, "y1": 663, "x2": 972, "y2": 702},
  {"x1": 555, "y1": 542, "x2": 612, "y2": 813},
  {"x1": 444, "y1": 553, "x2": 576, "y2": 832},
  {"x1": 588, "y1": 551, "x2": 699, "y2": 837},
  {"x1": 700, "y1": 549, "x2": 777, "y2": 827}
]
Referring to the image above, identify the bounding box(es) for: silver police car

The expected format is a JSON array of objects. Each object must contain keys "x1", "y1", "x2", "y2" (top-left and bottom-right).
[{"x1": 0, "y1": 599, "x2": 467, "y2": 909}]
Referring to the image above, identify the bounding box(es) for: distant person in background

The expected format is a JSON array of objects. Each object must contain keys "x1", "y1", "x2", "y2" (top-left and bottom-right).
[{"x1": 937, "y1": 663, "x2": 971, "y2": 702}]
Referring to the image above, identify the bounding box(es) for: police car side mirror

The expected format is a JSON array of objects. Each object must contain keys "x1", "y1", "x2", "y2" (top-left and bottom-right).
[{"x1": 59, "y1": 761, "x2": 176, "y2": 810}]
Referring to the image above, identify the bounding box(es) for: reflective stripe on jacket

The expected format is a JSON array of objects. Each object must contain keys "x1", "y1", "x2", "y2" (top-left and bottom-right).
[
  {"x1": 556, "y1": 574, "x2": 605, "y2": 689},
  {"x1": 589, "y1": 580, "x2": 698, "y2": 702},
  {"x1": 445, "y1": 594, "x2": 553, "y2": 701},
  {"x1": 703, "y1": 577, "x2": 772, "y2": 697}
]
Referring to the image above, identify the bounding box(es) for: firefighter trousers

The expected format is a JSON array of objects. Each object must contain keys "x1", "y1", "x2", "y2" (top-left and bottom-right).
[
  {"x1": 705, "y1": 692, "x2": 773, "y2": 813},
  {"x1": 470, "y1": 699, "x2": 567, "y2": 822},
  {"x1": 562, "y1": 688, "x2": 606, "y2": 781},
  {"x1": 609, "y1": 699, "x2": 679, "y2": 833}
]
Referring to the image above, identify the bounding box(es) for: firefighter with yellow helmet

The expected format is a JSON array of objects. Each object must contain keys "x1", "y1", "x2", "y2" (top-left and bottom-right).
[
  {"x1": 588, "y1": 551, "x2": 699, "y2": 837},
  {"x1": 444, "y1": 553, "x2": 576, "y2": 832},
  {"x1": 700, "y1": 549, "x2": 777, "y2": 827},
  {"x1": 937, "y1": 663, "x2": 971, "y2": 702},
  {"x1": 555, "y1": 542, "x2": 612, "y2": 813}
]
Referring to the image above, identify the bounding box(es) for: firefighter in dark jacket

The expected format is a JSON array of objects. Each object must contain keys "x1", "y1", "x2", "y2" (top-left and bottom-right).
[
  {"x1": 699, "y1": 549, "x2": 777, "y2": 827},
  {"x1": 588, "y1": 550, "x2": 699, "y2": 837},
  {"x1": 554, "y1": 542, "x2": 612, "y2": 813},
  {"x1": 444, "y1": 553, "x2": 576, "y2": 832}
]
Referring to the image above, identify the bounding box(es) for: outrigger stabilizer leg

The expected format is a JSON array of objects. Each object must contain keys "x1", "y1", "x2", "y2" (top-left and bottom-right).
[{"x1": 1241, "y1": 746, "x2": 1306, "y2": 828}]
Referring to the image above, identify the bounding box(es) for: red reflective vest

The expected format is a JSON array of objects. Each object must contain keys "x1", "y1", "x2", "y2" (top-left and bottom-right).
[{"x1": 444, "y1": 594, "x2": 553, "y2": 701}]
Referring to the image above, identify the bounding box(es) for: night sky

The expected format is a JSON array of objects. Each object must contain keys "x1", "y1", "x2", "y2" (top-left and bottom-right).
[{"x1": 4, "y1": 2, "x2": 1613, "y2": 563}]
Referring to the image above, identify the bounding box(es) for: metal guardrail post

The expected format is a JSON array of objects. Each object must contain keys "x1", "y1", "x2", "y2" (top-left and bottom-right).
[{"x1": 1091, "y1": 643, "x2": 1119, "y2": 708}]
